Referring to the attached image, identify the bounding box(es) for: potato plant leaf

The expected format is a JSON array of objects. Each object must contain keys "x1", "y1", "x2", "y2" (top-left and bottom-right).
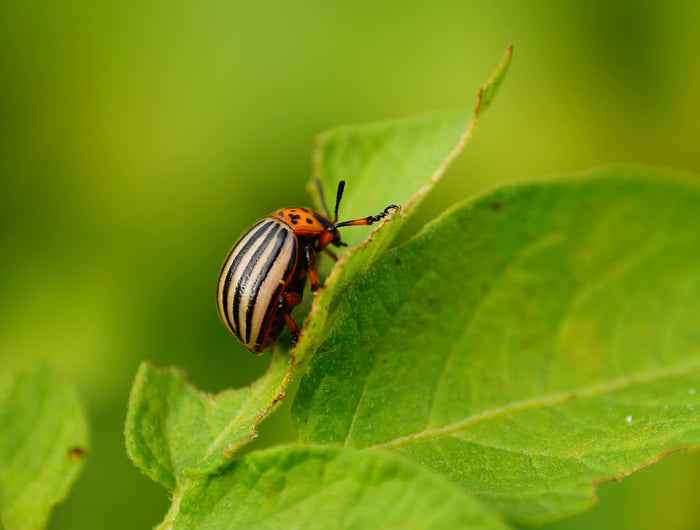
[
  {"x1": 125, "y1": 355, "x2": 291, "y2": 484},
  {"x1": 160, "y1": 445, "x2": 510, "y2": 530},
  {"x1": 293, "y1": 168, "x2": 700, "y2": 525},
  {"x1": 0, "y1": 366, "x2": 88, "y2": 530}
]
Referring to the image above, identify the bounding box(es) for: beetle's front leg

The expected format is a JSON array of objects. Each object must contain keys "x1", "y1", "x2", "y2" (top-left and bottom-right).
[
  {"x1": 324, "y1": 248, "x2": 339, "y2": 262},
  {"x1": 333, "y1": 204, "x2": 400, "y2": 228}
]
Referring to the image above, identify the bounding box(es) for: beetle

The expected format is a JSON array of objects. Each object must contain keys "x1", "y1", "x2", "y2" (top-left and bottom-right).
[{"x1": 216, "y1": 180, "x2": 398, "y2": 354}]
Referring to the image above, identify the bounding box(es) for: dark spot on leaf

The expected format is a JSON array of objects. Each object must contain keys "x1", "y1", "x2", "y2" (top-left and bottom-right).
[
  {"x1": 68, "y1": 447, "x2": 86, "y2": 459},
  {"x1": 382, "y1": 358, "x2": 388, "y2": 365},
  {"x1": 395, "y1": 258, "x2": 402, "y2": 265},
  {"x1": 492, "y1": 201, "x2": 501, "y2": 211}
]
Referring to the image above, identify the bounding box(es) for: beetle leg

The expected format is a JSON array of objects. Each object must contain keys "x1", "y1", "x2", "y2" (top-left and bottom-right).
[
  {"x1": 283, "y1": 313, "x2": 300, "y2": 345},
  {"x1": 304, "y1": 244, "x2": 324, "y2": 292},
  {"x1": 332, "y1": 205, "x2": 400, "y2": 228},
  {"x1": 309, "y1": 268, "x2": 323, "y2": 292},
  {"x1": 324, "y1": 248, "x2": 339, "y2": 262},
  {"x1": 277, "y1": 293, "x2": 301, "y2": 346}
]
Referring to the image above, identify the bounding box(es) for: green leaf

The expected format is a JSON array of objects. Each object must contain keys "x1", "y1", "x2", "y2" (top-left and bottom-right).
[
  {"x1": 0, "y1": 365, "x2": 88, "y2": 530},
  {"x1": 293, "y1": 168, "x2": 700, "y2": 525},
  {"x1": 164, "y1": 445, "x2": 510, "y2": 530},
  {"x1": 125, "y1": 355, "x2": 291, "y2": 485},
  {"x1": 294, "y1": 46, "x2": 513, "y2": 366}
]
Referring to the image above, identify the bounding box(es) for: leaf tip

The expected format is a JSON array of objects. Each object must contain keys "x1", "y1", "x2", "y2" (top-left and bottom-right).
[{"x1": 474, "y1": 45, "x2": 513, "y2": 119}]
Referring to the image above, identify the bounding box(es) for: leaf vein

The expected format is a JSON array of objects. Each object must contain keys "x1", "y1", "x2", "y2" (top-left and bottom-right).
[
  {"x1": 427, "y1": 231, "x2": 566, "y2": 426},
  {"x1": 372, "y1": 360, "x2": 700, "y2": 450}
]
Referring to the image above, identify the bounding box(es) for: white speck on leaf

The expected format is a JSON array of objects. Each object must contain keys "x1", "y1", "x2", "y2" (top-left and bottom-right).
[{"x1": 625, "y1": 415, "x2": 632, "y2": 423}]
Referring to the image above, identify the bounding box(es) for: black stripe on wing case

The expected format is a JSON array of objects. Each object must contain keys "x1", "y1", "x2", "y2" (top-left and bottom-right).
[
  {"x1": 245, "y1": 227, "x2": 290, "y2": 344},
  {"x1": 220, "y1": 219, "x2": 275, "y2": 338},
  {"x1": 232, "y1": 222, "x2": 281, "y2": 341},
  {"x1": 256, "y1": 234, "x2": 299, "y2": 348}
]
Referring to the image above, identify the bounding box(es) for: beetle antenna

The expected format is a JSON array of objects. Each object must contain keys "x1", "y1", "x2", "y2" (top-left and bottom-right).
[{"x1": 333, "y1": 180, "x2": 346, "y2": 223}]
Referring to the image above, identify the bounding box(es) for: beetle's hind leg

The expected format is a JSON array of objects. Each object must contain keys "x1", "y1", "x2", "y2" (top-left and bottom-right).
[
  {"x1": 283, "y1": 313, "x2": 300, "y2": 346},
  {"x1": 276, "y1": 292, "x2": 302, "y2": 347}
]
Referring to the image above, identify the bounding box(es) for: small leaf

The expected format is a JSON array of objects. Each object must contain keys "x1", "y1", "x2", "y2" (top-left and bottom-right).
[
  {"x1": 0, "y1": 365, "x2": 88, "y2": 530},
  {"x1": 125, "y1": 355, "x2": 291, "y2": 485},
  {"x1": 293, "y1": 168, "x2": 700, "y2": 525},
  {"x1": 164, "y1": 445, "x2": 510, "y2": 530},
  {"x1": 307, "y1": 45, "x2": 513, "y2": 248},
  {"x1": 295, "y1": 46, "x2": 513, "y2": 365}
]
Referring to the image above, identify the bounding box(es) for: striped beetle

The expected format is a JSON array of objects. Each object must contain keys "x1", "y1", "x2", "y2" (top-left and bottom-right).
[{"x1": 216, "y1": 181, "x2": 398, "y2": 353}]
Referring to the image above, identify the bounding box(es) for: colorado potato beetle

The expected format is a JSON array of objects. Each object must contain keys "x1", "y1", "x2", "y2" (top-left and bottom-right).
[{"x1": 216, "y1": 181, "x2": 398, "y2": 354}]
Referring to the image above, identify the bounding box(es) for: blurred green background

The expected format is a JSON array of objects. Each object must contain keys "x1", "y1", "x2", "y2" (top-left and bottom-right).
[{"x1": 1, "y1": 1, "x2": 699, "y2": 528}]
